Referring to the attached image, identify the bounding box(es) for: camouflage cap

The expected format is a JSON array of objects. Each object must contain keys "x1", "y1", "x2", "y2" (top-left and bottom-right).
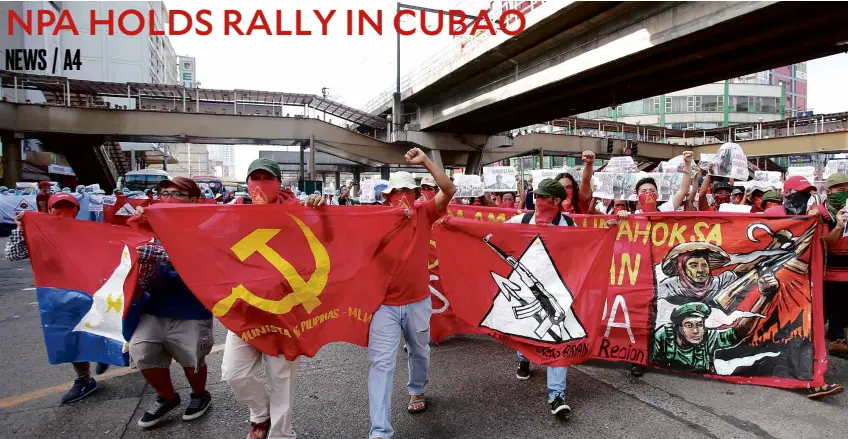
[
  {"x1": 670, "y1": 302, "x2": 711, "y2": 325},
  {"x1": 533, "y1": 178, "x2": 567, "y2": 200}
]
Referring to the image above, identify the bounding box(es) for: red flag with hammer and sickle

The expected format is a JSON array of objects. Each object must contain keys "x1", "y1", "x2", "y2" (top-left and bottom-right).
[{"x1": 144, "y1": 204, "x2": 411, "y2": 359}]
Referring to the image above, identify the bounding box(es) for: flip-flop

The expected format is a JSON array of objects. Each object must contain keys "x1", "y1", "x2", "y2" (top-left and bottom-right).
[
  {"x1": 808, "y1": 383, "x2": 844, "y2": 400},
  {"x1": 408, "y1": 395, "x2": 427, "y2": 414}
]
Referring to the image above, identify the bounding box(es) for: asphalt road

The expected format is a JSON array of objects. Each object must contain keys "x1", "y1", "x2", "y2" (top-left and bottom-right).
[{"x1": 1, "y1": 239, "x2": 846, "y2": 439}]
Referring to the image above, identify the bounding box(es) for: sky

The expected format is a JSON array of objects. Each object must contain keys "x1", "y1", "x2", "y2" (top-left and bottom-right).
[{"x1": 163, "y1": 0, "x2": 848, "y2": 179}]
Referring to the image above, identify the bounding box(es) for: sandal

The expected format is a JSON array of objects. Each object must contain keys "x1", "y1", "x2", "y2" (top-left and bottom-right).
[
  {"x1": 807, "y1": 383, "x2": 844, "y2": 400},
  {"x1": 407, "y1": 394, "x2": 427, "y2": 414}
]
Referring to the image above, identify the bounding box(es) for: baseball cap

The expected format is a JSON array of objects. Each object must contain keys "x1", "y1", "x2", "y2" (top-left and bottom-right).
[
  {"x1": 246, "y1": 158, "x2": 282, "y2": 182},
  {"x1": 783, "y1": 175, "x2": 815, "y2": 195},
  {"x1": 825, "y1": 173, "x2": 848, "y2": 190},
  {"x1": 38, "y1": 181, "x2": 52, "y2": 189},
  {"x1": 761, "y1": 189, "x2": 781, "y2": 202},
  {"x1": 48, "y1": 193, "x2": 80, "y2": 209},
  {"x1": 533, "y1": 179, "x2": 567, "y2": 200},
  {"x1": 420, "y1": 175, "x2": 437, "y2": 187},
  {"x1": 731, "y1": 187, "x2": 744, "y2": 196},
  {"x1": 158, "y1": 176, "x2": 201, "y2": 198}
]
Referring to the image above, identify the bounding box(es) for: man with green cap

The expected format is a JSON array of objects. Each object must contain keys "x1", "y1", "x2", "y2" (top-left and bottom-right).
[
  {"x1": 759, "y1": 189, "x2": 782, "y2": 212},
  {"x1": 505, "y1": 178, "x2": 574, "y2": 417},
  {"x1": 222, "y1": 157, "x2": 324, "y2": 438},
  {"x1": 652, "y1": 296, "x2": 773, "y2": 374},
  {"x1": 233, "y1": 157, "x2": 297, "y2": 205}
]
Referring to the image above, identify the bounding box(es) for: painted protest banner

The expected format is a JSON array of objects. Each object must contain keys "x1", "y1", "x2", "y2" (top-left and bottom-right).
[
  {"x1": 0, "y1": 195, "x2": 37, "y2": 224},
  {"x1": 483, "y1": 166, "x2": 518, "y2": 192},
  {"x1": 431, "y1": 210, "x2": 826, "y2": 389},
  {"x1": 454, "y1": 174, "x2": 484, "y2": 198}
]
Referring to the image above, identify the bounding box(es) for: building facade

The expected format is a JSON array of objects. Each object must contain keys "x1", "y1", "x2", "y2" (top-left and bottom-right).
[
  {"x1": 207, "y1": 145, "x2": 235, "y2": 177},
  {"x1": 576, "y1": 64, "x2": 807, "y2": 132}
]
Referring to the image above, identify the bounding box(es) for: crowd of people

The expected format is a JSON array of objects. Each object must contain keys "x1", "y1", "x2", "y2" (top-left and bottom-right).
[{"x1": 5, "y1": 146, "x2": 848, "y2": 438}]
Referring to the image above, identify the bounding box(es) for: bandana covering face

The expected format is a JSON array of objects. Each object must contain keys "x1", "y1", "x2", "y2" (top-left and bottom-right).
[
  {"x1": 748, "y1": 197, "x2": 763, "y2": 213},
  {"x1": 783, "y1": 191, "x2": 811, "y2": 215},
  {"x1": 389, "y1": 192, "x2": 415, "y2": 209},
  {"x1": 714, "y1": 194, "x2": 731, "y2": 206},
  {"x1": 50, "y1": 207, "x2": 78, "y2": 219},
  {"x1": 638, "y1": 192, "x2": 659, "y2": 212},
  {"x1": 248, "y1": 180, "x2": 280, "y2": 204},
  {"x1": 500, "y1": 200, "x2": 515, "y2": 209},
  {"x1": 421, "y1": 190, "x2": 436, "y2": 201},
  {"x1": 613, "y1": 205, "x2": 627, "y2": 214},
  {"x1": 827, "y1": 192, "x2": 848, "y2": 218},
  {"x1": 534, "y1": 198, "x2": 560, "y2": 225}
]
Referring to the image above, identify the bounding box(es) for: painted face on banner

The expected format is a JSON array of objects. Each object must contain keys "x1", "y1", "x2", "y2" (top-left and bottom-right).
[
  {"x1": 684, "y1": 257, "x2": 711, "y2": 283},
  {"x1": 680, "y1": 317, "x2": 706, "y2": 344}
]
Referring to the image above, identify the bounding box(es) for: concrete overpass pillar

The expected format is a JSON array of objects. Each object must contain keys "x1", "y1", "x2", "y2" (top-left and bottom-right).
[
  {"x1": 393, "y1": 92, "x2": 403, "y2": 142},
  {"x1": 426, "y1": 149, "x2": 444, "y2": 171},
  {"x1": 308, "y1": 135, "x2": 316, "y2": 180},
  {"x1": 538, "y1": 148, "x2": 545, "y2": 168},
  {"x1": 299, "y1": 142, "x2": 305, "y2": 182},
  {"x1": 465, "y1": 151, "x2": 483, "y2": 175},
  {"x1": 353, "y1": 167, "x2": 361, "y2": 196},
  {"x1": 1, "y1": 133, "x2": 22, "y2": 186},
  {"x1": 334, "y1": 171, "x2": 340, "y2": 190}
]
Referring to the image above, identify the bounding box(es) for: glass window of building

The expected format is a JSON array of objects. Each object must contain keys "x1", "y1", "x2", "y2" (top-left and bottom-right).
[
  {"x1": 665, "y1": 97, "x2": 672, "y2": 113},
  {"x1": 686, "y1": 96, "x2": 702, "y2": 112},
  {"x1": 702, "y1": 96, "x2": 718, "y2": 112},
  {"x1": 717, "y1": 95, "x2": 724, "y2": 111}
]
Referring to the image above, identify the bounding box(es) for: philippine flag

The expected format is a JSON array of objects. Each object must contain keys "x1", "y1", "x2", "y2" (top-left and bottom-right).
[{"x1": 22, "y1": 213, "x2": 149, "y2": 366}]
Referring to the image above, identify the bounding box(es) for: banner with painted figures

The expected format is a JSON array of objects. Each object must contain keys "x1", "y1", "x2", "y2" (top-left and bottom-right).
[{"x1": 429, "y1": 208, "x2": 826, "y2": 389}]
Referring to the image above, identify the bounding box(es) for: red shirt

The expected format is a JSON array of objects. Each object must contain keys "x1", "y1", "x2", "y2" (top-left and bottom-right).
[
  {"x1": 383, "y1": 199, "x2": 442, "y2": 306},
  {"x1": 36, "y1": 192, "x2": 50, "y2": 213}
]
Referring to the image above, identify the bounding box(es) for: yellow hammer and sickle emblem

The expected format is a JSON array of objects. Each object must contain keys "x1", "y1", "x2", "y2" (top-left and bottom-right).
[{"x1": 211, "y1": 214, "x2": 330, "y2": 317}]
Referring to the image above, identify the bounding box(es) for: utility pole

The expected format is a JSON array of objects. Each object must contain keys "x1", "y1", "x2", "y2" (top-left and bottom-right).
[{"x1": 394, "y1": 3, "x2": 477, "y2": 138}]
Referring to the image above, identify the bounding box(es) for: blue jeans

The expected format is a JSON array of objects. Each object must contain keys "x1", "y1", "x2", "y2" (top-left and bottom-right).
[
  {"x1": 517, "y1": 352, "x2": 567, "y2": 403},
  {"x1": 368, "y1": 297, "x2": 432, "y2": 439}
]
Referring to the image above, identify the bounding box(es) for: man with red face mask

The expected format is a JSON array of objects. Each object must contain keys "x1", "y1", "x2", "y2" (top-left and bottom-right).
[
  {"x1": 419, "y1": 175, "x2": 439, "y2": 202},
  {"x1": 368, "y1": 148, "x2": 455, "y2": 439},
  {"x1": 505, "y1": 179, "x2": 574, "y2": 417},
  {"x1": 222, "y1": 158, "x2": 311, "y2": 439},
  {"x1": 5, "y1": 193, "x2": 112, "y2": 404},
  {"x1": 36, "y1": 181, "x2": 52, "y2": 212},
  {"x1": 127, "y1": 177, "x2": 214, "y2": 428},
  {"x1": 233, "y1": 158, "x2": 297, "y2": 205}
]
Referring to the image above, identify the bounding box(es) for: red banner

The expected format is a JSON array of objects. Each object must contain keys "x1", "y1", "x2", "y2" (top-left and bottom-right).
[
  {"x1": 432, "y1": 210, "x2": 826, "y2": 388},
  {"x1": 143, "y1": 204, "x2": 411, "y2": 359},
  {"x1": 433, "y1": 216, "x2": 615, "y2": 367},
  {"x1": 103, "y1": 196, "x2": 155, "y2": 226}
]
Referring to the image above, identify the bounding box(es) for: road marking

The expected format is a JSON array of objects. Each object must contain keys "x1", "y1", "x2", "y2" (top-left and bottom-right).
[
  {"x1": 0, "y1": 343, "x2": 226, "y2": 409},
  {"x1": 22, "y1": 287, "x2": 35, "y2": 291}
]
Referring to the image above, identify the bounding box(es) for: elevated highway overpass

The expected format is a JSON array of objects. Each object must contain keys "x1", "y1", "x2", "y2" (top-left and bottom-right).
[
  {"x1": 3, "y1": 102, "x2": 847, "y2": 189},
  {"x1": 367, "y1": 1, "x2": 848, "y2": 134}
]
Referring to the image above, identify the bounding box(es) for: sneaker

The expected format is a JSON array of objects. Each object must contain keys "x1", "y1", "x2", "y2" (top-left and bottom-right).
[
  {"x1": 138, "y1": 394, "x2": 182, "y2": 428},
  {"x1": 630, "y1": 363, "x2": 645, "y2": 377},
  {"x1": 516, "y1": 360, "x2": 531, "y2": 380},
  {"x1": 60, "y1": 377, "x2": 97, "y2": 404},
  {"x1": 183, "y1": 391, "x2": 212, "y2": 421},
  {"x1": 95, "y1": 362, "x2": 110, "y2": 375},
  {"x1": 550, "y1": 395, "x2": 571, "y2": 416},
  {"x1": 248, "y1": 419, "x2": 271, "y2": 439}
]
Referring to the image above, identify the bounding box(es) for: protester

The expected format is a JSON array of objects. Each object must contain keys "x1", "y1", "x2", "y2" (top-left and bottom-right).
[
  {"x1": 762, "y1": 176, "x2": 816, "y2": 216},
  {"x1": 368, "y1": 148, "x2": 455, "y2": 439},
  {"x1": 4, "y1": 193, "x2": 111, "y2": 403},
  {"x1": 498, "y1": 192, "x2": 519, "y2": 209},
  {"x1": 505, "y1": 178, "x2": 573, "y2": 416},
  {"x1": 0, "y1": 186, "x2": 8, "y2": 195},
  {"x1": 419, "y1": 175, "x2": 439, "y2": 202},
  {"x1": 747, "y1": 188, "x2": 766, "y2": 213},
  {"x1": 731, "y1": 187, "x2": 744, "y2": 205},
  {"x1": 698, "y1": 176, "x2": 733, "y2": 212},
  {"x1": 36, "y1": 181, "x2": 52, "y2": 212},
  {"x1": 75, "y1": 185, "x2": 86, "y2": 198},
  {"x1": 128, "y1": 177, "x2": 214, "y2": 428},
  {"x1": 759, "y1": 189, "x2": 782, "y2": 211},
  {"x1": 524, "y1": 175, "x2": 535, "y2": 210},
  {"x1": 338, "y1": 185, "x2": 355, "y2": 205},
  {"x1": 221, "y1": 157, "x2": 304, "y2": 439},
  {"x1": 630, "y1": 152, "x2": 694, "y2": 214},
  {"x1": 817, "y1": 173, "x2": 848, "y2": 361}
]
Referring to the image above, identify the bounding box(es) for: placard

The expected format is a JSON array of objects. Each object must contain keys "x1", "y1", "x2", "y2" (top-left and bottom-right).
[
  {"x1": 754, "y1": 171, "x2": 782, "y2": 187},
  {"x1": 710, "y1": 143, "x2": 748, "y2": 180},
  {"x1": 787, "y1": 166, "x2": 816, "y2": 182},
  {"x1": 529, "y1": 170, "x2": 561, "y2": 189},
  {"x1": 823, "y1": 160, "x2": 848, "y2": 180},
  {"x1": 604, "y1": 156, "x2": 639, "y2": 173},
  {"x1": 483, "y1": 166, "x2": 517, "y2": 192},
  {"x1": 454, "y1": 174, "x2": 484, "y2": 198}
]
